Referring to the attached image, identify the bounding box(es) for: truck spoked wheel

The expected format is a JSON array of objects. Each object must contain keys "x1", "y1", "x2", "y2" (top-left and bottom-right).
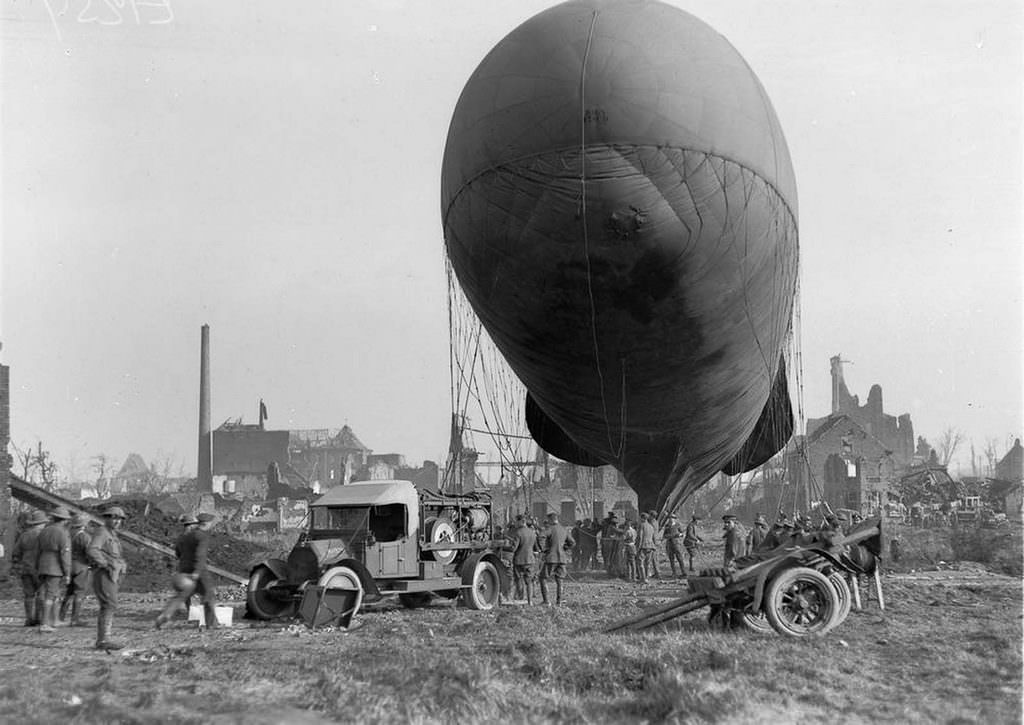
[
  {"x1": 764, "y1": 566, "x2": 838, "y2": 637},
  {"x1": 246, "y1": 566, "x2": 296, "y2": 620},
  {"x1": 461, "y1": 560, "x2": 500, "y2": 611},
  {"x1": 398, "y1": 592, "x2": 433, "y2": 609}
]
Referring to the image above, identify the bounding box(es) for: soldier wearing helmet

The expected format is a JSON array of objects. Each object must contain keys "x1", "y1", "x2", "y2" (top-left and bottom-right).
[
  {"x1": 11, "y1": 510, "x2": 49, "y2": 626},
  {"x1": 60, "y1": 513, "x2": 93, "y2": 626},
  {"x1": 35, "y1": 505, "x2": 73, "y2": 632},
  {"x1": 87, "y1": 505, "x2": 128, "y2": 650},
  {"x1": 156, "y1": 512, "x2": 219, "y2": 629}
]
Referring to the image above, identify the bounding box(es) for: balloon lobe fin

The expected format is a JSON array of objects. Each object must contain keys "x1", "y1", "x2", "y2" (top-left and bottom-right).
[{"x1": 525, "y1": 393, "x2": 607, "y2": 467}]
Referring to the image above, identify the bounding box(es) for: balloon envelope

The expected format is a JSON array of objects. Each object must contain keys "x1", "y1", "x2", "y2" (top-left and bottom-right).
[{"x1": 442, "y1": 0, "x2": 799, "y2": 514}]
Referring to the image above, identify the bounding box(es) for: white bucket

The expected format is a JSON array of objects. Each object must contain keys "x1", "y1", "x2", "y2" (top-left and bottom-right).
[{"x1": 187, "y1": 604, "x2": 234, "y2": 627}]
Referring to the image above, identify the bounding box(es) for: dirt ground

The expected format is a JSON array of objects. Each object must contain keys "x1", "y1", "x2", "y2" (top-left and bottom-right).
[{"x1": 0, "y1": 563, "x2": 1019, "y2": 725}]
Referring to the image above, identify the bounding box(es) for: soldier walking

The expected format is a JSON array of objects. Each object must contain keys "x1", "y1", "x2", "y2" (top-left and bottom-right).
[
  {"x1": 88, "y1": 506, "x2": 128, "y2": 651},
  {"x1": 660, "y1": 513, "x2": 686, "y2": 578},
  {"x1": 60, "y1": 514, "x2": 93, "y2": 626},
  {"x1": 600, "y1": 512, "x2": 620, "y2": 575},
  {"x1": 683, "y1": 514, "x2": 703, "y2": 573},
  {"x1": 538, "y1": 512, "x2": 574, "y2": 606},
  {"x1": 35, "y1": 506, "x2": 73, "y2": 632},
  {"x1": 509, "y1": 515, "x2": 538, "y2": 604},
  {"x1": 11, "y1": 510, "x2": 48, "y2": 626},
  {"x1": 155, "y1": 514, "x2": 199, "y2": 627}
]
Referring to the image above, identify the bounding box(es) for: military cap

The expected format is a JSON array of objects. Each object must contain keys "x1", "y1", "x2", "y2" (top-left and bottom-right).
[
  {"x1": 545, "y1": 512, "x2": 558, "y2": 521},
  {"x1": 197, "y1": 512, "x2": 216, "y2": 523},
  {"x1": 69, "y1": 513, "x2": 88, "y2": 528},
  {"x1": 722, "y1": 514, "x2": 738, "y2": 521},
  {"x1": 25, "y1": 510, "x2": 49, "y2": 525},
  {"x1": 102, "y1": 506, "x2": 127, "y2": 519},
  {"x1": 640, "y1": 512, "x2": 649, "y2": 520},
  {"x1": 50, "y1": 505, "x2": 72, "y2": 520},
  {"x1": 754, "y1": 514, "x2": 768, "y2": 526},
  {"x1": 514, "y1": 514, "x2": 525, "y2": 523},
  {"x1": 179, "y1": 514, "x2": 199, "y2": 526}
]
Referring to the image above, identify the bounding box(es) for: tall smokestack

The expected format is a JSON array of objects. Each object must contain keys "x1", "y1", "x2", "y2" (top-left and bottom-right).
[{"x1": 198, "y1": 324, "x2": 212, "y2": 491}]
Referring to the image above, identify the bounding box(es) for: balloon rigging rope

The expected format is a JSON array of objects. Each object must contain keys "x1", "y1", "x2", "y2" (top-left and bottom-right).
[{"x1": 579, "y1": 10, "x2": 625, "y2": 460}]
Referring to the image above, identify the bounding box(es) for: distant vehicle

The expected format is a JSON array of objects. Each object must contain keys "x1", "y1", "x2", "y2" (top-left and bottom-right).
[{"x1": 246, "y1": 480, "x2": 510, "y2": 621}]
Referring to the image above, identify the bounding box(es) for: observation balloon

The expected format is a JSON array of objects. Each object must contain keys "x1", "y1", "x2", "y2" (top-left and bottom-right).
[{"x1": 441, "y1": 0, "x2": 799, "y2": 514}]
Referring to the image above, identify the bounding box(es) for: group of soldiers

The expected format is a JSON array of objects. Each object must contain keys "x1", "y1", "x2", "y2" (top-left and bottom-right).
[
  {"x1": 495, "y1": 505, "x2": 868, "y2": 593},
  {"x1": 9, "y1": 504, "x2": 221, "y2": 650}
]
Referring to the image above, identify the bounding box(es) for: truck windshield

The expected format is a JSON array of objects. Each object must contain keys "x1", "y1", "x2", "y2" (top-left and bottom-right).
[{"x1": 311, "y1": 506, "x2": 369, "y2": 534}]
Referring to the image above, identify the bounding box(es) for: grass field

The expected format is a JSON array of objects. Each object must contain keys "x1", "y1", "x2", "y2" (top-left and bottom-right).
[{"x1": 0, "y1": 566, "x2": 1019, "y2": 725}]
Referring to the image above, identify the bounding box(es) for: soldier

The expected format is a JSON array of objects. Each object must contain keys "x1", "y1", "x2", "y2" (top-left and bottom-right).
[
  {"x1": 88, "y1": 506, "x2": 128, "y2": 651},
  {"x1": 645, "y1": 511, "x2": 662, "y2": 579},
  {"x1": 746, "y1": 514, "x2": 769, "y2": 552},
  {"x1": 155, "y1": 514, "x2": 202, "y2": 627},
  {"x1": 509, "y1": 514, "x2": 538, "y2": 604},
  {"x1": 600, "y1": 512, "x2": 620, "y2": 575},
  {"x1": 660, "y1": 512, "x2": 686, "y2": 578},
  {"x1": 35, "y1": 505, "x2": 73, "y2": 632},
  {"x1": 682, "y1": 514, "x2": 703, "y2": 573},
  {"x1": 60, "y1": 514, "x2": 93, "y2": 626},
  {"x1": 11, "y1": 510, "x2": 48, "y2": 626},
  {"x1": 636, "y1": 513, "x2": 656, "y2": 583},
  {"x1": 722, "y1": 514, "x2": 745, "y2": 567},
  {"x1": 620, "y1": 520, "x2": 638, "y2": 582},
  {"x1": 538, "y1": 512, "x2": 574, "y2": 605},
  {"x1": 570, "y1": 519, "x2": 585, "y2": 571}
]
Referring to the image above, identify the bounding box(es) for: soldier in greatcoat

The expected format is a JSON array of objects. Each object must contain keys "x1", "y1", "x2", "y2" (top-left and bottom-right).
[
  {"x1": 538, "y1": 512, "x2": 574, "y2": 605},
  {"x1": 660, "y1": 513, "x2": 687, "y2": 578},
  {"x1": 35, "y1": 505, "x2": 73, "y2": 632},
  {"x1": 60, "y1": 513, "x2": 93, "y2": 626},
  {"x1": 636, "y1": 513, "x2": 657, "y2": 583},
  {"x1": 682, "y1": 514, "x2": 704, "y2": 573},
  {"x1": 87, "y1": 506, "x2": 128, "y2": 650},
  {"x1": 722, "y1": 514, "x2": 745, "y2": 567},
  {"x1": 509, "y1": 515, "x2": 539, "y2": 604},
  {"x1": 11, "y1": 510, "x2": 48, "y2": 626}
]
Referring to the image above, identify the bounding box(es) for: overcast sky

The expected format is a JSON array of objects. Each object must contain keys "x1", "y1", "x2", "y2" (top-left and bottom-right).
[{"x1": 1, "y1": 0, "x2": 1021, "y2": 480}]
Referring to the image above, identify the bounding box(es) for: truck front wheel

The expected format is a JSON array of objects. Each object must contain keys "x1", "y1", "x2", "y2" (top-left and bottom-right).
[
  {"x1": 246, "y1": 565, "x2": 296, "y2": 620},
  {"x1": 461, "y1": 560, "x2": 500, "y2": 611}
]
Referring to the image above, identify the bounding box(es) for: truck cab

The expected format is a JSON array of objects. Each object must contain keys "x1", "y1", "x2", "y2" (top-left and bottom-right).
[{"x1": 246, "y1": 480, "x2": 509, "y2": 621}]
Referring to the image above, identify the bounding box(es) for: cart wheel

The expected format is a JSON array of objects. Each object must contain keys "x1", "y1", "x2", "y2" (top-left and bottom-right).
[
  {"x1": 828, "y1": 572, "x2": 852, "y2": 628},
  {"x1": 423, "y1": 517, "x2": 457, "y2": 565},
  {"x1": 461, "y1": 560, "x2": 500, "y2": 610},
  {"x1": 738, "y1": 609, "x2": 773, "y2": 634},
  {"x1": 318, "y1": 566, "x2": 364, "y2": 620},
  {"x1": 764, "y1": 566, "x2": 837, "y2": 637},
  {"x1": 398, "y1": 592, "x2": 433, "y2": 609},
  {"x1": 246, "y1": 565, "x2": 296, "y2": 620}
]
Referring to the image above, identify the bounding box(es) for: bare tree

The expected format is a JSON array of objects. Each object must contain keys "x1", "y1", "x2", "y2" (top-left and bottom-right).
[
  {"x1": 983, "y1": 438, "x2": 1000, "y2": 477},
  {"x1": 92, "y1": 453, "x2": 111, "y2": 498},
  {"x1": 936, "y1": 427, "x2": 964, "y2": 468}
]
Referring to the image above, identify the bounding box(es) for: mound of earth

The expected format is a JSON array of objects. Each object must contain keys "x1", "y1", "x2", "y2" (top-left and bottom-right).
[{"x1": 95, "y1": 497, "x2": 270, "y2": 592}]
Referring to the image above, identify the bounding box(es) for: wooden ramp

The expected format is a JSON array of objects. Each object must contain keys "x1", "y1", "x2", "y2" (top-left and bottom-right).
[
  {"x1": 8, "y1": 474, "x2": 248, "y2": 585},
  {"x1": 605, "y1": 591, "x2": 710, "y2": 633}
]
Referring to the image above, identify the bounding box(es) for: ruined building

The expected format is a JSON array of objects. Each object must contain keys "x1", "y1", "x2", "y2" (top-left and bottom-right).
[{"x1": 787, "y1": 355, "x2": 916, "y2": 515}]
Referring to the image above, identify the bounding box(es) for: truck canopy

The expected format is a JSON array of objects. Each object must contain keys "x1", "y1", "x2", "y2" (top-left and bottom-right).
[{"x1": 312, "y1": 480, "x2": 420, "y2": 537}]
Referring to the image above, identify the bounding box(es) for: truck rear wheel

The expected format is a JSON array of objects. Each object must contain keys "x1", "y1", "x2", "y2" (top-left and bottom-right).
[
  {"x1": 246, "y1": 565, "x2": 295, "y2": 620},
  {"x1": 461, "y1": 560, "x2": 500, "y2": 611},
  {"x1": 828, "y1": 572, "x2": 852, "y2": 628}
]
